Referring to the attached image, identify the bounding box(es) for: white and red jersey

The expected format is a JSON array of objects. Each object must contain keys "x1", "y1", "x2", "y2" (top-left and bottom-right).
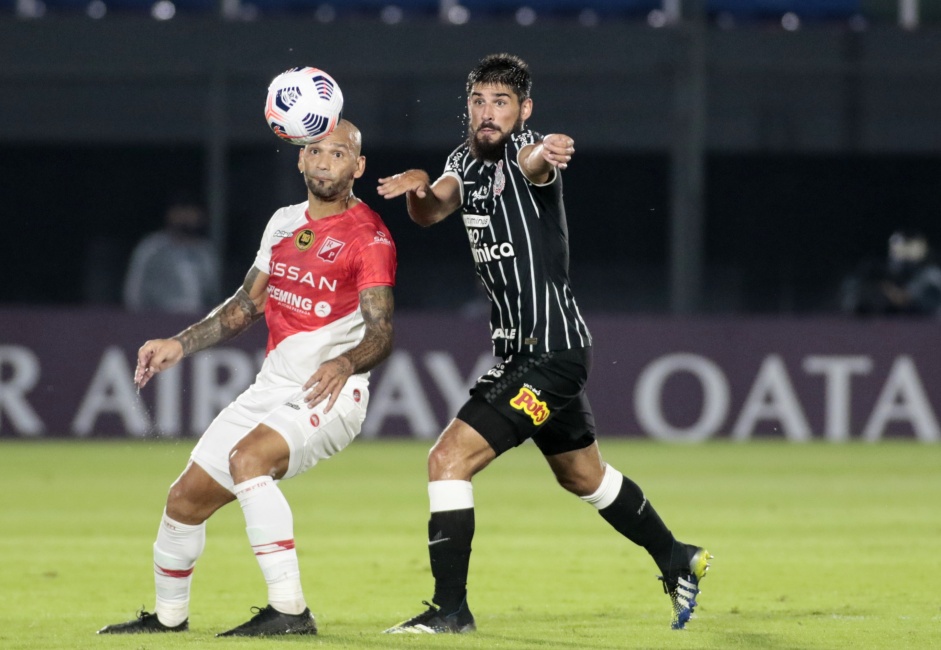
[{"x1": 252, "y1": 201, "x2": 396, "y2": 384}]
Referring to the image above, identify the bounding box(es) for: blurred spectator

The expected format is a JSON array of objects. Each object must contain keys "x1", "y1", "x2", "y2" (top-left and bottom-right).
[
  {"x1": 123, "y1": 197, "x2": 222, "y2": 313},
  {"x1": 840, "y1": 230, "x2": 941, "y2": 317}
]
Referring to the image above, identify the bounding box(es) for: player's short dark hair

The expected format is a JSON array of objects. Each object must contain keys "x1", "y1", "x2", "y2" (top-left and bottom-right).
[{"x1": 466, "y1": 53, "x2": 532, "y2": 102}]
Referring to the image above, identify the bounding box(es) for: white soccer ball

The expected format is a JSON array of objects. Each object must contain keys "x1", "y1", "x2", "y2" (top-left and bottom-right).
[{"x1": 264, "y1": 66, "x2": 344, "y2": 146}]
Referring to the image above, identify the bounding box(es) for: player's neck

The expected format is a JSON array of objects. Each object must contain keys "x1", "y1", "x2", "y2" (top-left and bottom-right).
[{"x1": 307, "y1": 192, "x2": 356, "y2": 220}]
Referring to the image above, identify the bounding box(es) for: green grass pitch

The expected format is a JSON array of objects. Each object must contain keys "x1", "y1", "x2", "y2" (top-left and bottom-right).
[{"x1": 0, "y1": 438, "x2": 938, "y2": 649}]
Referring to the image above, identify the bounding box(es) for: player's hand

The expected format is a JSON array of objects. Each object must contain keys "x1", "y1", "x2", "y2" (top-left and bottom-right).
[
  {"x1": 302, "y1": 355, "x2": 354, "y2": 413},
  {"x1": 540, "y1": 133, "x2": 575, "y2": 169},
  {"x1": 377, "y1": 169, "x2": 432, "y2": 200},
  {"x1": 134, "y1": 338, "x2": 184, "y2": 390}
]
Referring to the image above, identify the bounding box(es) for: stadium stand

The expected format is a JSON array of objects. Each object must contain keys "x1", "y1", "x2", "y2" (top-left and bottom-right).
[{"x1": 1, "y1": 1, "x2": 937, "y2": 28}]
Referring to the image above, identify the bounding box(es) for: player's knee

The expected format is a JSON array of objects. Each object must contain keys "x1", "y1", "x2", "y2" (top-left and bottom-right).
[
  {"x1": 228, "y1": 447, "x2": 279, "y2": 484},
  {"x1": 166, "y1": 483, "x2": 205, "y2": 524},
  {"x1": 553, "y1": 467, "x2": 600, "y2": 497},
  {"x1": 428, "y1": 442, "x2": 474, "y2": 481},
  {"x1": 428, "y1": 443, "x2": 455, "y2": 479}
]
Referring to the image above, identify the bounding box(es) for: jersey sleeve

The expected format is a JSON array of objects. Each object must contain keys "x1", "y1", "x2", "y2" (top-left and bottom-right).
[
  {"x1": 440, "y1": 144, "x2": 467, "y2": 204},
  {"x1": 251, "y1": 208, "x2": 282, "y2": 274},
  {"x1": 512, "y1": 129, "x2": 558, "y2": 187},
  {"x1": 512, "y1": 129, "x2": 541, "y2": 147},
  {"x1": 350, "y1": 219, "x2": 397, "y2": 292}
]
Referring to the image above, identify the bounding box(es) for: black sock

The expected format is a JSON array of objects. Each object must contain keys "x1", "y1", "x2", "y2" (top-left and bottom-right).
[
  {"x1": 598, "y1": 475, "x2": 681, "y2": 576},
  {"x1": 428, "y1": 508, "x2": 475, "y2": 613}
]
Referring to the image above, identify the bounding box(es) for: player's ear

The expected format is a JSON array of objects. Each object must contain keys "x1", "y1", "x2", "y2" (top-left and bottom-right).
[
  {"x1": 297, "y1": 146, "x2": 305, "y2": 173},
  {"x1": 520, "y1": 98, "x2": 533, "y2": 122},
  {"x1": 353, "y1": 155, "x2": 366, "y2": 179}
]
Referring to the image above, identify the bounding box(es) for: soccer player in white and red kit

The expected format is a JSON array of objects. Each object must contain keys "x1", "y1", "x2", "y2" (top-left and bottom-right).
[{"x1": 99, "y1": 120, "x2": 396, "y2": 638}]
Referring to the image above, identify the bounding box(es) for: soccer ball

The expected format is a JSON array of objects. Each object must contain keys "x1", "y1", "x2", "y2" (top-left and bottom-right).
[{"x1": 264, "y1": 67, "x2": 344, "y2": 146}]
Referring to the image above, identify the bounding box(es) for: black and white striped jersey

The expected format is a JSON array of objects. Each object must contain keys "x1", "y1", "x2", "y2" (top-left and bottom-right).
[{"x1": 441, "y1": 128, "x2": 592, "y2": 358}]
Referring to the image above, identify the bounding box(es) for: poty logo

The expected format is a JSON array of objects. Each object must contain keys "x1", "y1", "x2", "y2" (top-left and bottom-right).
[{"x1": 510, "y1": 387, "x2": 550, "y2": 425}]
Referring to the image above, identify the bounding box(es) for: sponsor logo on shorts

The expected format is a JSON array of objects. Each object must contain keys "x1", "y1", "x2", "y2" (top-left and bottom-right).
[
  {"x1": 510, "y1": 386, "x2": 550, "y2": 425},
  {"x1": 353, "y1": 389, "x2": 361, "y2": 403},
  {"x1": 295, "y1": 228, "x2": 315, "y2": 251},
  {"x1": 485, "y1": 363, "x2": 506, "y2": 379},
  {"x1": 285, "y1": 402, "x2": 300, "y2": 410},
  {"x1": 309, "y1": 414, "x2": 320, "y2": 428}
]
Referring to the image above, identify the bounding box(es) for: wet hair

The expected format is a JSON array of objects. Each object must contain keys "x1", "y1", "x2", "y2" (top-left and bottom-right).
[{"x1": 466, "y1": 53, "x2": 532, "y2": 102}]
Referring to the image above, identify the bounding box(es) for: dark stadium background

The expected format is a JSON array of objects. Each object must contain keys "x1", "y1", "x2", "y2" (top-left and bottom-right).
[{"x1": 2, "y1": 0, "x2": 940, "y2": 316}]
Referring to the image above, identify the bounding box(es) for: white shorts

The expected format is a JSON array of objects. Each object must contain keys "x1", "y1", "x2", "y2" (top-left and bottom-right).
[{"x1": 190, "y1": 371, "x2": 369, "y2": 492}]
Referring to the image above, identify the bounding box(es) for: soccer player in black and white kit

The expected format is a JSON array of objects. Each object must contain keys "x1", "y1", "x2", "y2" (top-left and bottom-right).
[{"x1": 378, "y1": 53, "x2": 712, "y2": 634}]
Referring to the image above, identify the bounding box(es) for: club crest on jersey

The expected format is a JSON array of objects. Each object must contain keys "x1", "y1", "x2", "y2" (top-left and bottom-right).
[
  {"x1": 295, "y1": 229, "x2": 315, "y2": 251},
  {"x1": 494, "y1": 160, "x2": 506, "y2": 197},
  {"x1": 510, "y1": 386, "x2": 550, "y2": 425},
  {"x1": 317, "y1": 236, "x2": 345, "y2": 262}
]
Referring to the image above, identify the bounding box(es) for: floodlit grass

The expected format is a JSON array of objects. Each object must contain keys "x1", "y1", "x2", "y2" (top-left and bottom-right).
[{"x1": 0, "y1": 438, "x2": 938, "y2": 649}]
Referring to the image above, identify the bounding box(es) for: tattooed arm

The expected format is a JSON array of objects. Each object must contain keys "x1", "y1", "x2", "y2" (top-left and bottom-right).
[
  {"x1": 133, "y1": 267, "x2": 269, "y2": 390},
  {"x1": 302, "y1": 285, "x2": 394, "y2": 412}
]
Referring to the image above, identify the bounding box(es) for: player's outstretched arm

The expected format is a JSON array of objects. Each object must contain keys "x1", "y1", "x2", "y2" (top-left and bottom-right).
[
  {"x1": 134, "y1": 267, "x2": 269, "y2": 390},
  {"x1": 520, "y1": 133, "x2": 575, "y2": 184},
  {"x1": 302, "y1": 285, "x2": 394, "y2": 412},
  {"x1": 377, "y1": 170, "x2": 461, "y2": 227}
]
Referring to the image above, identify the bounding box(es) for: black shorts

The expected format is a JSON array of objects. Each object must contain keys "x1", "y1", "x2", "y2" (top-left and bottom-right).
[{"x1": 456, "y1": 347, "x2": 596, "y2": 457}]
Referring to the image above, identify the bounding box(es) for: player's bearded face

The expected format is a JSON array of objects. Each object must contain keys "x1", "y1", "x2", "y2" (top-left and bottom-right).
[
  {"x1": 304, "y1": 172, "x2": 353, "y2": 201},
  {"x1": 468, "y1": 113, "x2": 523, "y2": 163},
  {"x1": 298, "y1": 125, "x2": 364, "y2": 204}
]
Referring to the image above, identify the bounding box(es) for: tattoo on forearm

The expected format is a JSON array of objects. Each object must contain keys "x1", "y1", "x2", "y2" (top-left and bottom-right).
[
  {"x1": 174, "y1": 268, "x2": 265, "y2": 356},
  {"x1": 342, "y1": 286, "x2": 394, "y2": 373}
]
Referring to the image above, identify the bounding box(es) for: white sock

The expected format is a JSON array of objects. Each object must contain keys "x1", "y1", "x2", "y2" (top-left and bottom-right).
[
  {"x1": 428, "y1": 480, "x2": 474, "y2": 512},
  {"x1": 579, "y1": 464, "x2": 624, "y2": 510},
  {"x1": 153, "y1": 510, "x2": 205, "y2": 627},
  {"x1": 234, "y1": 476, "x2": 307, "y2": 615}
]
